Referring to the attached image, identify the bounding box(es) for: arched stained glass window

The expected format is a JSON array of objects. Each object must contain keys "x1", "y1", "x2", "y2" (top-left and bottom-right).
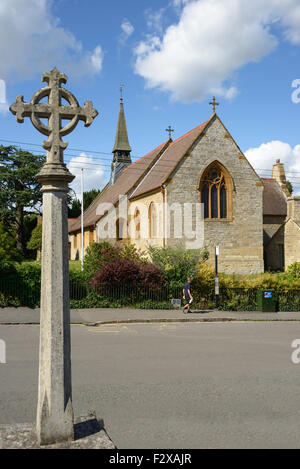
[{"x1": 200, "y1": 162, "x2": 232, "y2": 220}]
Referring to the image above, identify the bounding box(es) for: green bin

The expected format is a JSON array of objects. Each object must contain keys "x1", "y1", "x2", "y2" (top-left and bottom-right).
[{"x1": 257, "y1": 290, "x2": 278, "y2": 312}]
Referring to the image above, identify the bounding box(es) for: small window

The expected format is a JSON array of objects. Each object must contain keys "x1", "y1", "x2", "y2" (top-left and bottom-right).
[
  {"x1": 149, "y1": 203, "x2": 158, "y2": 239},
  {"x1": 89, "y1": 230, "x2": 94, "y2": 245},
  {"x1": 134, "y1": 209, "x2": 141, "y2": 239}
]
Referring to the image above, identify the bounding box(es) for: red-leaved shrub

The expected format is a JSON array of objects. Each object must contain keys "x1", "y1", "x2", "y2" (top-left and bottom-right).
[
  {"x1": 93, "y1": 258, "x2": 140, "y2": 288},
  {"x1": 92, "y1": 258, "x2": 165, "y2": 294},
  {"x1": 138, "y1": 262, "x2": 166, "y2": 290}
]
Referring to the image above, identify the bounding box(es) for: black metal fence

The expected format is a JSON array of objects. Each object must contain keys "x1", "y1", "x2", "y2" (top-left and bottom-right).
[{"x1": 1, "y1": 276, "x2": 300, "y2": 311}]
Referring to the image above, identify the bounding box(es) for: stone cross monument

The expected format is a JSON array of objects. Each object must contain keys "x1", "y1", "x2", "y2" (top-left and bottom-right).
[{"x1": 10, "y1": 68, "x2": 98, "y2": 445}]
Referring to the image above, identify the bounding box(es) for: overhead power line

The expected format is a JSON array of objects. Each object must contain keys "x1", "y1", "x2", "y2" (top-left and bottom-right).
[{"x1": 2, "y1": 135, "x2": 300, "y2": 186}]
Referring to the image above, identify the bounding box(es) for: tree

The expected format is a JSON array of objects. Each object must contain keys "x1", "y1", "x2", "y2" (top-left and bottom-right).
[
  {"x1": 27, "y1": 223, "x2": 42, "y2": 252},
  {"x1": 0, "y1": 146, "x2": 45, "y2": 256},
  {"x1": 0, "y1": 222, "x2": 22, "y2": 272},
  {"x1": 68, "y1": 189, "x2": 101, "y2": 218},
  {"x1": 286, "y1": 181, "x2": 293, "y2": 195},
  {"x1": 148, "y1": 244, "x2": 209, "y2": 290}
]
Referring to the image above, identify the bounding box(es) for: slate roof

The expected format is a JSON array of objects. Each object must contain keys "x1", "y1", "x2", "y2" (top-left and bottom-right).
[
  {"x1": 262, "y1": 178, "x2": 287, "y2": 216},
  {"x1": 69, "y1": 140, "x2": 170, "y2": 232},
  {"x1": 69, "y1": 115, "x2": 286, "y2": 234},
  {"x1": 130, "y1": 120, "x2": 209, "y2": 199}
]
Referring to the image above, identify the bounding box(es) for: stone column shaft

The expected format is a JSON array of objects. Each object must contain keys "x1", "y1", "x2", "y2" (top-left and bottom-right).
[{"x1": 36, "y1": 174, "x2": 74, "y2": 445}]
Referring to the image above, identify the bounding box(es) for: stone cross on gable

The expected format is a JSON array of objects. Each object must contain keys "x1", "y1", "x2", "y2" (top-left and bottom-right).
[
  {"x1": 165, "y1": 125, "x2": 174, "y2": 139},
  {"x1": 10, "y1": 68, "x2": 98, "y2": 446},
  {"x1": 209, "y1": 96, "x2": 219, "y2": 114}
]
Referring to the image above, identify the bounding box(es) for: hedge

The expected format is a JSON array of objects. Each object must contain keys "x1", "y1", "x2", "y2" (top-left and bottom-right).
[{"x1": 2, "y1": 261, "x2": 300, "y2": 311}]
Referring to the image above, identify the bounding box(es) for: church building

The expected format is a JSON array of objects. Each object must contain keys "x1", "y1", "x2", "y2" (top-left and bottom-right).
[{"x1": 68, "y1": 97, "x2": 300, "y2": 274}]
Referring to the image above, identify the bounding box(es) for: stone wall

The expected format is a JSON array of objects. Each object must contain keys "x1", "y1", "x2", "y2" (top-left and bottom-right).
[
  {"x1": 166, "y1": 117, "x2": 264, "y2": 274},
  {"x1": 69, "y1": 227, "x2": 97, "y2": 260},
  {"x1": 264, "y1": 224, "x2": 285, "y2": 271},
  {"x1": 128, "y1": 190, "x2": 164, "y2": 252},
  {"x1": 287, "y1": 197, "x2": 300, "y2": 223},
  {"x1": 285, "y1": 219, "x2": 300, "y2": 268}
]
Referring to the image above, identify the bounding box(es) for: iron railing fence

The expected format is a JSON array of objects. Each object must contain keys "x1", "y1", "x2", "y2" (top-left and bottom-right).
[{"x1": 1, "y1": 276, "x2": 300, "y2": 311}]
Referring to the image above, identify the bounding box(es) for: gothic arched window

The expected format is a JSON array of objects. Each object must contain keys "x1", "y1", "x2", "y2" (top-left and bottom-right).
[
  {"x1": 116, "y1": 218, "x2": 126, "y2": 241},
  {"x1": 149, "y1": 202, "x2": 158, "y2": 239},
  {"x1": 134, "y1": 208, "x2": 141, "y2": 239},
  {"x1": 200, "y1": 162, "x2": 233, "y2": 220}
]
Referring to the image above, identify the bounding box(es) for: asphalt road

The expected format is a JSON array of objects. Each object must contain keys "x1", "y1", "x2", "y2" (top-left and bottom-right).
[{"x1": 1, "y1": 322, "x2": 300, "y2": 449}]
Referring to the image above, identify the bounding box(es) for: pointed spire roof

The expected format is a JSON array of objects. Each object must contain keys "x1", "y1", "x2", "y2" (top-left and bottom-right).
[{"x1": 112, "y1": 98, "x2": 132, "y2": 153}]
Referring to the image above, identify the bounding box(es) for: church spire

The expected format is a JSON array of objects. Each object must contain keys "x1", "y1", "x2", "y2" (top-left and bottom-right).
[
  {"x1": 112, "y1": 87, "x2": 132, "y2": 154},
  {"x1": 110, "y1": 87, "x2": 132, "y2": 185}
]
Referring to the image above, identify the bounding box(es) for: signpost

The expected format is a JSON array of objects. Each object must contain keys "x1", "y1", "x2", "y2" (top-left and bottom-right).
[{"x1": 215, "y1": 246, "x2": 220, "y2": 309}]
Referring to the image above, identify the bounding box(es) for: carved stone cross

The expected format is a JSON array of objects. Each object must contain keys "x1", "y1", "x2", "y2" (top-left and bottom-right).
[
  {"x1": 165, "y1": 125, "x2": 174, "y2": 139},
  {"x1": 10, "y1": 67, "x2": 98, "y2": 165},
  {"x1": 10, "y1": 68, "x2": 98, "y2": 446},
  {"x1": 209, "y1": 96, "x2": 219, "y2": 113}
]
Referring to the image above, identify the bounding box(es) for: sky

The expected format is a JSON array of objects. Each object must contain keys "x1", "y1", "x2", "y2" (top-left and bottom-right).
[{"x1": 2, "y1": 0, "x2": 300, "y2": 197}]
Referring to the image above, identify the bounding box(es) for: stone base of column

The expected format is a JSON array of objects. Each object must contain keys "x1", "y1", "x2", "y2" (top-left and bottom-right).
[{"x1": 0, "y1": 413, "x2": 115, "y2": 449}]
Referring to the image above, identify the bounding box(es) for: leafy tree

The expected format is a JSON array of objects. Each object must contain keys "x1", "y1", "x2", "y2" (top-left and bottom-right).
[
  {"x1": 286, "y1": 262, "x2": 300, "y2": 279},
  {"x1": 148, "y1": 244, "x2": 209, "y2": 290},
  {"x1": 83, "y1": 189, "x2": 101, "y2": 210},
  {"x1": 27, "y1": 223, "x2": 42, "y2": 251},
  {"x1": 286, "y1": 181, "x2": 293, "y2": 195},
  {"x1": 0, "y1": 146, "x2": 45, "y2": 256},
  {"x1": 68, "y1": 189, "x2": 101, "y2": 218},
  {"x1": 68, "y1": 198, "x2": 81, "y2": 218},
  {"x1": 24, "y1": 214, "x2": 38, "y2": 257},
  {"x1": 0, "y1": 222, "x2": 22, "y2": 272}
]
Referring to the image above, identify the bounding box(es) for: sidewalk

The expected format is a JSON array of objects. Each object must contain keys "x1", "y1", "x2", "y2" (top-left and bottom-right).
[{"x1": 0, "y1": 307, "x2": 300, "y2": 325}]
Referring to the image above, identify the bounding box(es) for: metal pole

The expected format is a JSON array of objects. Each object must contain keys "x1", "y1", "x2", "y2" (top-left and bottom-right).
[
  {"x1": 215, "y1": 246, "x2": 219, "y2": 309},
  {"x1": 81, "y1": 168, "x2": 84, "y2": 272}
]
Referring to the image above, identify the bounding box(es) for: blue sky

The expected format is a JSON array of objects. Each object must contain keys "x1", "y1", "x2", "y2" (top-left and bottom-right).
[{"x1": 2, "y1": 0, "x2": 300, "y2": 196}]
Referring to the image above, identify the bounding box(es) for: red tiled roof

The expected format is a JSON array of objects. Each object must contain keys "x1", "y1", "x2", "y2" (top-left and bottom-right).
[
  {"x1": 130, "y1": 120, "x2": 210, "y2": 199},
  {"x1": 262, "y1": 178, "x2": 287, "y2": 216},
  {"x1": 69, "y1": 141, "x2": 170, "y2": 232}
]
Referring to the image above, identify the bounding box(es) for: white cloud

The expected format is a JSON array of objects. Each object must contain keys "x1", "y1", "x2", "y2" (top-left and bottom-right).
[
  {"x1": 134, "y1": 0, "x2": 300, "y2": 103},
  {"x1": 0, "y1": 0, "x2": 103, "y2": 82},
  {"x1": 90, "y1": 46, "x2": 104, "y2": 73},
  {"x1": 121, "y1": 19, "x2": 134, "y2": 37},
  {"x1": 119, "y1": 19, "x2": 134, "y2": 47},
  {"x1": 245, "y1": 140, "x2": 300, "y2": 194},
  {"x1": 0, "y1": 78, "x2": 8, "y2": 114},
  {"x1": 68, "y1": 153, "x2": 106, "y2": 200},
  {"x1": 145, "y1": 7, "x2": 166, "y2": 34}
]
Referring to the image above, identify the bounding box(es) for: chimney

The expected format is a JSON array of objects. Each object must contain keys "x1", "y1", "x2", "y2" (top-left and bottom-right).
[{"x1": 272, "y1": 159, "x2": 290, "y2": 195}]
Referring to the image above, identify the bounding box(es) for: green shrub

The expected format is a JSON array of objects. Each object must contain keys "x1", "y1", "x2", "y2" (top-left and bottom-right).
[
  {"x1": 148, "y1": 244, "x2": 208, "y2": 291},
  {"x1": 27, "y1": 223, "x2": 42, "y2": 252},
  {"x1": 0, "y1": 222, "x2": 23, "y2": 272},
  {"x1": 286, "y1": 262, "x2": 300, "y2": 280},
  {"x1": 83, "y1": 242, "x2": 121, "y2": 281}
]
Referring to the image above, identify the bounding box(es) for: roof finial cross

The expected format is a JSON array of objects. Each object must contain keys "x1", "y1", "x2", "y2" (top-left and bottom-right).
[
  {"x1": 120, "y1": 84, "x2": 124, "y2": 102},
  {"x1": 209, "y1": 96, "x2": 219, "y2": 113},
  {"x1": 166, "y1": 125, "x2": 174, "y2": 139}
]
